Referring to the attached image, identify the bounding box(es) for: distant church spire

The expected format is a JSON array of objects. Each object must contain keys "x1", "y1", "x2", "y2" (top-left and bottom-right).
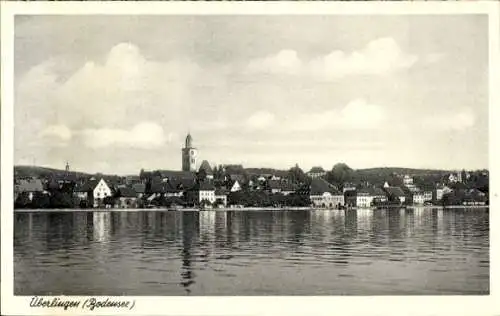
[
  {"x1": 65, "y1": 161, "x2": 70, "y2": 172},
  {"x1": 182, "y1": 133, "x2": 197, "y2": 172}
]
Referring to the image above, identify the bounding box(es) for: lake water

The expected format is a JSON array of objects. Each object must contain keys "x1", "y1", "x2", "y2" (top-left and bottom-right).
[{"x1": 14, "y1": 208, "x2": 489, "y2": 295}]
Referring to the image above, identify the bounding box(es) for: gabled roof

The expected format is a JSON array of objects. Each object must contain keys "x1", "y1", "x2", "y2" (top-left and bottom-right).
[
  {"x1": 199, "y1": 160, "x2": 213, "y2": 175},
  {"x1": 310, "y1": 178, "x2": 341, "y2": 195},
  {"x1": 372, "y1": 187, "x2": 386, "y2": 196},
  {"x1": 384, "y1": 186, "x2": 405, "y2": 197}
]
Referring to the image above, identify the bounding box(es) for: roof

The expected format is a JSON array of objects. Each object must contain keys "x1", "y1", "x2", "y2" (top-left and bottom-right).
[
  {"x1": 199, "y1": 181, "x2": 215, "y2": 191},
  {"x1": 310, "y1": 178, "x2": 341, "y2": 195},
  {"x1": 229, "y1": 174, "x2": 246, "y2": 183},
  {"x1": 215, "y1": 188, "x2": 228, "y2": 196},
  {"x1": 308, "y1": 166, "x2": 325, "y2": 173},
  {"x1": 132, "y1": 183, "x2": 146, "y2": 193},
  {"x1": 117, "y1": 187, "x2": 138, "y2": 198},
  {"x1": 198, "y1": 160, "x2": 213, "y2": 175},
  {"x1": 15, "y1": 178, "x2": 44, "y2": 192},
  {"x1": 372, "y1": 187, "x2": 386, "y2": 196},
  {"x1": 158, "y1": 170, "x2": 196, "y2": 180},
  {"x1": 384, "y1": 187, "x2": 405, "y2": 197},
  {"x1": 268, "y1": 180, "x2": 297, "y2": 191},
  {"x1": 74, "y1": 181, "x2": 96, "y2": 192}
]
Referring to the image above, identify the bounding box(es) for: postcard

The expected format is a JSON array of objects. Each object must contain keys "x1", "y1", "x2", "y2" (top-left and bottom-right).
[{"x1": 1, "y1": 1, "x2": 499, "y2": 315}]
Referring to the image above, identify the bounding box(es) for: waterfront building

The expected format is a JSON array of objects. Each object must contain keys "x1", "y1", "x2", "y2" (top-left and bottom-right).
[
  {"x1": 197, "y1": 182, "x2": 216, "y2": 205},
  {"x1": 435, "y1": 185, "x2": 453, "y2": 201},
  {"x1": 92, "y1": 178, "x2": 113, "y2": 207},
  {"x1": 214, "y1": 188, "x2": 228, "y2": 207},
  {"x1": 384, "y1": 186, "x2": 406, "y2": 204},
  {"x1": 14, "y1": 177, "x2": 44, "y2": 201},
  {"x1": 356, "y1": 189, "x2": 373, "y2": 208},
  {"x1": 310, "y1": 178, "x2": 344, "y2": 208},
  {"x1": 115, "y1": 187, "x2": 139, "y2": 209},
  {"x1": 181, "y1": 133, "x2": 198, "y2": 172},
  {"x1": 412, "y1": 192, "x2": 425, "y2": 205}
]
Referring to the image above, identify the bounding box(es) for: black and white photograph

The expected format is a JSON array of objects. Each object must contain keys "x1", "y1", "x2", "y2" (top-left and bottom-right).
[{"x1": 1, "y1": 1, "x2": 499, "y2": 316}]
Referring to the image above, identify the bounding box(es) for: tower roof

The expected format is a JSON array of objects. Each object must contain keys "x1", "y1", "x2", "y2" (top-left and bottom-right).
[
  {"x1": 199, "y1": 160, "x2": 213, "y2": 175},
  {"x1": 185, "y1": 133, "x2": 193, "y2": 148}
]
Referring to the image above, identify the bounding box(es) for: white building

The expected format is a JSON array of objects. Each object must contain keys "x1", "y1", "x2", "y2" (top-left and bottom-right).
[
  {"x1": 310, "y1": 178, "x2": 344, "y2": 208},
  {"x1": 198, "y1": 182, "x2": 216, "y2": 204},
  {"x1": 92, "y1": 178, "x2": 113, "y2": 207},
  {"x1": 413, "y1": 192, "x2": 425, "y2": 205}
]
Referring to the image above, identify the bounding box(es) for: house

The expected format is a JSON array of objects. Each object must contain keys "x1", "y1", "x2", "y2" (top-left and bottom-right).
[
  {"x1": 92, "y1": 178, "x2": 113, "y2": 208},
  {"x1": 310, "y1": 178, "x2": 344, "y2": 208},
  {"x1": 198, "y1": 160, "x2": 214, "y2": 180},
  {"x1": 372, "y1": 187, "x2": 388, "y2": 204},
  {"x1": 412, "y1": 191, "x2": 425, "y2": 205},
  {"x1": 435, "y1": 185, "x2": 453, "y2": 201},
  {"x1": 229, "y1": 180, "x2": 242, "y2": 192},
  {"x1": 198, "y1": 182, "x2": 216, "y2": 205},
  {"x1": 423, "y1": 191, "x2": 433, "y2": 202},
  {"x1": 356, "y1": 188, "x2": 373, "y2": 208},
  {"x1": 214, "y1": 188, "x2": 228, "y2": 207},
  {"x1": 384, "y1": 186, "x2": 406, "y2": 204},
  {"x1": 463, "y1": 189, "x2": 487, "y2": 206},
  {"x1": 115, "y1": 187, "x2": 139, "y2": 209},
  {"x1": 403, "y1": 175, "x2": 414, "y2": 186},
  {"x1": 306, "y1": 166, "x2": 326, "y2": 179},
  {"x1": 14, "y1": 177, "x2": 44, "y2": 201},
  {"x1": 343, "y1": 182, "x2": 356, "y2": 193},
  {"x1": 73, "y1": 182, "x2": 94, "y2": 207},
  {"x1": 132, "y1": 183, "x2": 146, "y2": 198}
]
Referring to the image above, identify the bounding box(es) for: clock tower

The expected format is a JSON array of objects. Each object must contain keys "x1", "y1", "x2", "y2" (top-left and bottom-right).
[{"x1": 182, "y1": 133, "x2": 197, "y2": 172}]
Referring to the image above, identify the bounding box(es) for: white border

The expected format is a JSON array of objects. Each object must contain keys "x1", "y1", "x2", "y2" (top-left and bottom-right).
[{"x1": 1, "y1": 1, "x2": 499, "y2": 316}]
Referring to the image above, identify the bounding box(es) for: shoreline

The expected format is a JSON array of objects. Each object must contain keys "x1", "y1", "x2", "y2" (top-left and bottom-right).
[{"x1": 13, "y1": 205, "x2": 488, "y2": 213}]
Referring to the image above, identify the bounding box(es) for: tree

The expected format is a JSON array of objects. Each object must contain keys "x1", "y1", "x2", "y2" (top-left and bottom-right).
[
  {"x1": 326, "y1": 163, "x2": 354, "y2": 187},
  {"x1": 288, "y1": 164, "x2": 308, "y2": 185}
]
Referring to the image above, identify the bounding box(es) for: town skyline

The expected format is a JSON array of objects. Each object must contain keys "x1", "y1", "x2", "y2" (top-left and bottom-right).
[{"x1": 15, "y1": 15, "x2": 488, "y2": 174}]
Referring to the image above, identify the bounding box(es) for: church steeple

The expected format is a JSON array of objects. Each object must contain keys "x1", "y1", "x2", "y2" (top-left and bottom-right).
[
  {"x1": 182, "y1": 133, "x2": 197, "y2": 172},
  {"x1": 185, "y1": 133, "x2": 193, "y2": 148},
  {"x1": 65, "y1": 161, "x2": 70, "y2": 172}
]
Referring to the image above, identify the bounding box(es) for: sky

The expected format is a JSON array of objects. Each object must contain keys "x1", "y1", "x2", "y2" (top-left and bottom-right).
[{"x1": 14, "y1": 15, "x2": 488, "y2": 175}]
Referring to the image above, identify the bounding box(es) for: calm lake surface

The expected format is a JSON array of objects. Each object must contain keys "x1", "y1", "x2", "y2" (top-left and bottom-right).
[{"x1": 14, "y1": 208, "x2": 489, "y2": 295}]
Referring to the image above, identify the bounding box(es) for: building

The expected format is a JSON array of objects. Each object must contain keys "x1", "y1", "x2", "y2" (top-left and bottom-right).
[
  {"x1": 14, "y1": 177, "x2": 44, "y2": 201},
  {"x1": 343, "y1": 182, "x2": 356, "y2": 193},
  {"x1": 92, "y1": 178, "x2": 113, "y2": 207},
  {"x1": 412, "y1": 192, "x2": 425, "y2": 205},
  {"x1": 403, "y1": 175, "x2": 413, "y2": 186},
  {"x1": 384, "y1": 186, "x2": 406, "y2": 204},
  {"x1": 181, "y1": 133, "x2": 198, "y2": 172},
  {"x1": 307, "y1": 166, "x2": 326, "y2": 178},
  {"x1": 372, "y1": 187, "x2": 388, "y2": 204},
  {"x1": 310, "y1": 178, "x2": 344, "y2": 208},
  {"x1": 229, "y1": 179, "x2": 242, "y2": 192},
  {"x1": 198, "y1": 160, "x2": 214, "y2": 180},
  {"x1": 435, "y1": 185, "x2": 453, "y2": 201},
  {"x1": 198, "y1": 182, "x2": 216, "y2": 205},
  {"x1": 214, "y1": 188, "x2": 228, "y2": 207},
  {"x1": 356, "y1": 189, "x2": 373, "y2": 208},
  {"x1": 115, "y1": 187, "x2": 139, "y2": 209}
]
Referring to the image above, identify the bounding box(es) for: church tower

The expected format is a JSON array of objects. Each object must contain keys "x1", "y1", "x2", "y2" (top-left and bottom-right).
[{"x1": 182, "y1": 133, "x2": 198, "y2": 172}]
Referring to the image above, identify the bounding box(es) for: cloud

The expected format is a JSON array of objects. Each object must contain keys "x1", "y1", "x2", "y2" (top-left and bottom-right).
[
  {"x1": 287, "y1": 99, "x2": 386, "y2": 131},
  {"x1": 81, "y1": 122, "x2": 170, "y2": 149},
  {"x1": 309, "y1": 37, "x2": 418, "y2": 79},
  {"x1": 246, "y1": 111, "x2": 276, "y2": 130},
  {"x1": 246, "y1": 50, "x2": 302, "y2": 75},
  {"x1": 422, "y1": 107, "x2": 475, "y2": 131},
  {"x1": 245, "y1": 38, "x2": 418, "y2": 79},
  {"x1": 37, "y1": 124, "x2": 73, "y2": 147}
]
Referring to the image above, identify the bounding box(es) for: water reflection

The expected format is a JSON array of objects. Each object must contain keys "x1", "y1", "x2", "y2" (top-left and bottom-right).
[{"x1": 14, "y1": 208, "x2": 489, "y2": 295}]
